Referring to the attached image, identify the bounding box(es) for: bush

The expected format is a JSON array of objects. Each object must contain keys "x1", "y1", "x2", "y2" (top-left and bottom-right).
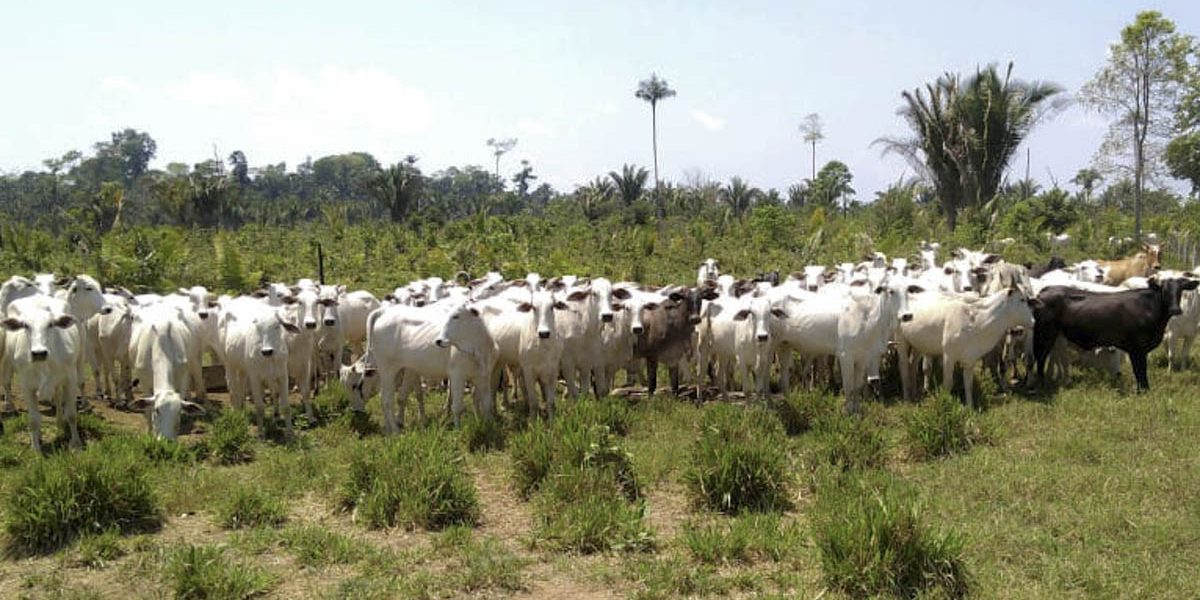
[
  {"x1": 509, "y1": 405, "x2": 639, "y2": 500},
  {"x1": 207, "y1": 410, "x2": 255, "y2": 465},
  {"x1": 4, "y1": 449, "x2": 161, "y2": 555},
  {"x1": 813, "y1": 473, "x2": 969, "y2": 599},
  {"x1": 460, "y1": 413, "x2": 506, "y2": 453},
  {"x1": 167, "y1": 544, "x2": 275, "y2": 600},
  {"x1": 338, "y1": 429, "x2": 479, "y2": 530},
  {"x1": 567, "y1": 396, "x2": 632, "y2": 437},
  {"x1": 684, "y1": 405, "x2": 792, "y2": 514},
  {"x1": 815, "y1": 413, "x2": 888, "y2": 471},
  {"x1": 682, "y1": 513, "x2": 805, "y2": 564},
  {"x1": 905, "y1": 391, "x2": 991, "y2": 460},
  {"x1": 768, "y1": 391, "x2": 838, "y2": 436},
  {"x1": 74, "y1": 529, "x2": 126, "y2": 568},
  {"x1": 532, "y1": 467, "x2": 654, "y2": 553},
  {"x1": 217, "y1": 486, "x2": 288, "y2": 530}
]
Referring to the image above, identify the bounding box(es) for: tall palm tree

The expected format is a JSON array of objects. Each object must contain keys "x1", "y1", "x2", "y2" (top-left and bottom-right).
[
  {"x1": 608, "y1": 164, "x2": 649, "y2": 207},
  {"x1": 799, "y1": 113, "x2": 824, "y2": 180},
  {"x1": 875, "y1": 63, "x2": 1063, "y2": 229},
  {"x1": 635, "y1": 74, "x2": 676, "y2": 219},
  {"x1": 1070, "y1": 167, "x2": 1103, "y2": 204},
  {"x1": 720, "y1": 177, "x2": 759, "y2": 220}
]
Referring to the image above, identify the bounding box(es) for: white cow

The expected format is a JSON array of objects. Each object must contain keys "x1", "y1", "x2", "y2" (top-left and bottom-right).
[
  {"x1": 466, "y1": 290, "x2": 566, "y2": 417},
  {"x1": 127, "y1": 303, "x2": 206, "y2": 439},
  {"x1": 88, "y1": 293, "x2": 135, "y2": 405},
  {"x1": 705, "y1": 294, "x2": 785, "y2": 396},
  {"x1": 697, "y1": 258, "x2": 720, "y2": 286},
  {"x1": 898, "y1": 286, "x2": 1035, "y2": 408},
  {"x1": 838, "y1": 283, "x2": 904, "y2": 411},
  {"x1": 336, "y1": 290, "x2": 381, "y2": 358},
  {"x1": 770, "y1": 290, "x2": 845, "y2": 392},
  {"x1": 279, "y1": 287, "x2": 321, "y2": 420},
  {"x1": 553, "y1": 280, "x2": 607, "y2": 398},
  {"x1": 3, "y1": 296, "x2": 83, "y2": 451},
  {"x1": 221, "y1": 299, "x2": 300, "y2": 436}
]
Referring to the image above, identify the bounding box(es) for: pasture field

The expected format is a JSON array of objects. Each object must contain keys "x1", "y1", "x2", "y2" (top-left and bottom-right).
[{"x1": 0, "y1": 350, "x2": 1197, "y2": 600}]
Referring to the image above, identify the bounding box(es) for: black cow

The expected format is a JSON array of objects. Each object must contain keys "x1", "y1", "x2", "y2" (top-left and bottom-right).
[
  {"x1": 1033, "y1": 277, "x2": 1199, "y2": 391},
  {"x1": 1028, "y1": 256, "x2": 1067, "y2": 278},
  {"x1": 632, "y1": 283, "x2": 719, "y2": 395}
]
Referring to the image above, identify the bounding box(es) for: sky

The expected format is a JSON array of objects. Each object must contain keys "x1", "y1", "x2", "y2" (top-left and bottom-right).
[{"x1": 1, "y1": 0, "x2": 1198, "y2": 198}]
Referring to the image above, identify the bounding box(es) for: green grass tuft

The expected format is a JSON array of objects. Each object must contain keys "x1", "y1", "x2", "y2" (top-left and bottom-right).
[
  {"x1": 905, "y1": 391, "x2": 992, "y2": 460},
  {"x1": 216, "y1": 486, "x2": 288, "y2": 530},
  {"x1": 4, "y1": 447, "x2": 161, "y2": 555},
  {"x1": 681, "y1": 513, "x2": 805, "y2": 564},
  {"x1": 813, "y1": 472, "x2": 970, "y2": 599},
  {"x1": 459, "y1": 412, "x2": 506, "y2": 452},
  {"x1": 767, "y1": 390, "x2": 839, "y2": 436},
  {"x1": 338, "y1": 428, "x2": 479, "y2": 530},
  {"x1": 684, "y1": 404, "x2": 792, "y2": 514},
  {"x1": 166, "y1": 544, "x2": 276, "y2": 600},
  {"x1": 532, "y1": 466, "x2": 655, "y2": 553},
  {"x1": 73, "y1": 528, "x2": 126, "y2": 569},
  {"x1": 814, "y1": 412, "x2": 889, "y2": 471},
  {"x1": 207, "y1": 409, "x2": 256, "y2": 465}
]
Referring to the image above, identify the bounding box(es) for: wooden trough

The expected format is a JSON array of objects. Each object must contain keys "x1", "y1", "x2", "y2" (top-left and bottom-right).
[{"x1": 202, "y1": 364, "x2": 228, "y2": 393}]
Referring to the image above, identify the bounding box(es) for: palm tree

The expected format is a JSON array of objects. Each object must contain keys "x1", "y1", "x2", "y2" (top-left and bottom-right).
[
  {"x1": 635, "y1": 74, "x2": 676, "y2": 219},
  {"x1": 608, "y1": 164, "x2": 649, "y2": 207},
  {"x1": 1070, "y1": 167, "x2": 1103, "y2": 204},
  {"x1": 372, "y1": 155, "x2": 424, "y2": 222},
  {"x1": 577, "y1": 177, "x2": 615, "y2": 221},
  {"x1": 486, "y1": 138, "x2": 517, "y2": 185},
  {"x1": 875, "y1": 62, "x2": 1063, "y2": 229},
  {"x1": 799, "y1": 113, "x2": 824, "y2": 180},
  {"x1": 720, "y1": 177, "x2": 759, "y2": 220}
]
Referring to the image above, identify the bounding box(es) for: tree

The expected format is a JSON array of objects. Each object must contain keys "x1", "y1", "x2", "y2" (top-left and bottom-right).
[
  {"x1": 512, "y1": 159, "x2": 537, "y2": 197},
  {"x1": 808, "y1": 160, "x2": 855, "y2": 216},
  {"x1": 106, "y1": 129, "x2": 157, "y2": 185},
  {"x1": 227, "y1": 151, "x2": 250, "y2": 187},
  {"x1": 576, "y1": 177, "x2": 615, "y2": 221},
  {"x1": 1079, "y1": 11, "x2": 1194, "y2": 239},
  {"x1": 876, "y1": 62, "x2": 1063, "y2": 230},
  {"x1": 1166, "y1": 132, "x2": 1200, "y2": 196},
  {"x1": 608, "y1": 164, "x2": 649, "y2": 207},
  {"x1": 372, "y1": 156, "x2": 424, "y2": 222},
  {"x1": 1070, "y1": 168, "x2": 1104, "y2": 203},
  {"x1": 486, "y1": 138, "x2": 517, "y2": 186},
  {"x1": 635, "y1": 73, "x2": 676, "y2": 219},
  {"x1": 720, "y1": 177, "x2": 759, "y2": 220},
  {"x1": 799, "y1": 113, "x2": 824, "y2": 180},
  {"x1": 311, "y1": 152, "x2": 381, "y2": 200}
]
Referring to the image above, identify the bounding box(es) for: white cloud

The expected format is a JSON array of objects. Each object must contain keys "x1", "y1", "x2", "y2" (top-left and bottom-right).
[
  {"x1": 690, "y1": 109, "x2": 725, "y2": 131},
  {"x1": 515, "y1": 117, "x2": 556, "y2": 139}
]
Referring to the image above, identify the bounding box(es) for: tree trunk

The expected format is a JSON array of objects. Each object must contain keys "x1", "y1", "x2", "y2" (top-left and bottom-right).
[
  {"x1": 811, "y1": 140, "x2": 817, "y2": 181},
  {"x1": 651, "y1": 102, "x2": 664, "y2": 220}
]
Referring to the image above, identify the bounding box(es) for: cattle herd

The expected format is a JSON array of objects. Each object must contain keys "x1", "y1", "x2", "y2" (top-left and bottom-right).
[{"x1": 0, "y1": 239, "x2": 1197, "y2": 452}]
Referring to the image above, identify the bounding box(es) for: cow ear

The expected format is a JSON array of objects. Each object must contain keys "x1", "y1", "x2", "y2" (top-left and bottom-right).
[
  {"x1": 733, "y1": 309, "x2": 751, "y2": 321},
  {"x1": 319, "y1": 298, "x2": 339, "y2": 307},
  {"x1": 612, "y1": 288, "x2": 632, "y2": 300},
  {"x1": 251, "y1": 289, "x2": 269, "y2": 298},
  {"x1": 566, "y1": 290, "x2": 590, "y2": 302},
  {"x1": 1026, "y1": 298, "x2": 1043, "y2": 309},
  {"x1": 553, "y1": 301, "x2": 569, "y2": 310},
  {"x1": 130, "y1": 397, "x2": 154, "y2": 411},
  {"x1": 207, "y1": 299, "x2": 220, "y2": 308},
  {"x1": 1182, "y1": 279, "x2": 1200, "y2": 291},
  {"x1": 701, "y1": 289, "x2": 719, "y2": 301},
  {"x1": 972, "y1": 267, "x2": 989, "y2": 275},
  {"x1": 468, "y1": 307, "x2": 480, "y2": 317},
  {"x1": 643, "y1": 302, "x2": 661, "y2": 311},
  {"x1": 668, "y1": 292, "x2": 685, "y2": 302},
  {"x1": 983, "y1": 254, "x2": 1001, "y2": 264},
  {"x1": 280, "y1": 319, "x2": 300, "y2": 333},
  {"x1": 55, "y1": 276, "x2": 74, "y2": 287},
  {"x1": 178, "y1": 288, "x2": 189, "y2": 295},
  {"x1": 1148, "y1": 277, "x2": 1162, "y2": 290},
  {"x1": 1, "y1": 318, "x2": 24, "y2": 331},
  {"x1": 874, "y1": 286, "x2": 886, "y2": 294},
  {"x1": 516, "y1": 302, "x2": 534, "y2": 313},
  {"x1": 281, "y1": 295, "x2": 299, "y2": 305},
  {"x1": 770, "y1": 307, "x2": 789, "y2": 319},
  {"x1": 906, "y1": 284, "x2": 926, "y2": 295},
  {"x1": 53, "y1": 315, "x2": 75, "y2": 329},
  {"x1": 181, "y1": 400, "x2": 206, "y2": 416}
]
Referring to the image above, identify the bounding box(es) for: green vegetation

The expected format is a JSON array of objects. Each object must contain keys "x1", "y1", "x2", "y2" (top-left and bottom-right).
[
  {"x1": 166, "y1": 544, "x2": 276, "y2": 600},
  {"x1": 216, "y1": 486, "x2": 288, "y2": 530},
  {"x1": 905, "y1": 391, "x2": 993, "y2": 460},
  {"x1": 206, "y1": 409, "x2": 256, "y2": 465}
]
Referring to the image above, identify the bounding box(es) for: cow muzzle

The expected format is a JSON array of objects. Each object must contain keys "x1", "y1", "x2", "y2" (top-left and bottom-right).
[
  {"x1": 435, "y1": 339, "x2": 449, "y2": 348},
  {"x1": 305, "y1": 321, "x2": 317, "y2": 330},
  {"x1": 30, "y1": 349, "x2": 48, "y2": 362},
  {"x1": 631, "y1": 325, "x2": 644, "y2": 335},
  {"x1": 538, "y1": 330, "x2": 551, "y2": 340},
  {"x1": 756, "y1": 333, "x2": 769, "y2": 342},
  {"x1": 261, "y1": 348, "x2": 275, "y2": 357},
  {"x1": 900, "y1": 313, "x2": 914, "y2": 323},
  {"x1": 689, "y1": 315, "x2": 702, "y2": 325},
  {"x1": 197, "y1": 311, "x2": 209, "y2": 320},
  {"x1": 323, "y1": 319, "x2": 337, "y2": 327},
  {"x1": 600, "y1": 313, "x2": 613, "y2": 323}
]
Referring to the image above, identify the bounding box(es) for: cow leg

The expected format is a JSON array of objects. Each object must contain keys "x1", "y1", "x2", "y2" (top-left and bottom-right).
[
  {"x1": 942, "y1": 355, "x2": 956, "y2": 399},
  {"x1": 275, "y1": 374, "x2": 293, "y2": 438},
  {"x1": 668, "y1": 363, "x2": 682, "y2": 395},
  {"x1": 540, "y1": 374, "x2": 556, "y2": 420},
  {"x1": 448, "y1": 370, "x2": 467, "y2": 426},
  {"x1": 962, "y1": 363, "x2": 976, "y2": 410},
  {"x1": 1130, "y1": 352, "x2": 1150, "y2": 392},
  {"x1": 561, "y1": 355, "x2": 579, "y2": 399},
  {"x1": 24, "y1": 383, "x2": 42, "y2": 453},
  {"x1": 645, "y1": 359, "x2": 659, "y2": 396},
  {"x1": 379, "y1": 369, "x2": 398, "y2": 434},
  {"x1": 413, "y1": 377, "x2": 427, "y2": 425},
  {"x1": 522, "y1": 366, "x2": 540, "y2": 417},
  {"x1": 249, "y1": 380, "x2": 267, "y2": 437},
  {"x1": 1182, "y1": 334, "x2": 1196, "y2": 371}
]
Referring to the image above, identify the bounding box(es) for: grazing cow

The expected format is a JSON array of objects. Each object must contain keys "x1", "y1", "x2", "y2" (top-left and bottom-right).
[
  {"x1": 221, "y1": 299, "x2": 300, "y2": 436},
  {"x1": 1100, "y1": 244, "x2": 1162, "y2": 286},
  {"x1": 899, "y1": 285, "x2": 1035, "y2": 408},
  {"x1": 127, "y1": 303, "x2": 205, "y2": 440},
  {"x1": 1033, "y1": 276, "x2": 1199, "y2": 391},
  {"x1": 697, "y1": 258, "x2": 720, "y2": 286},
  {"x1": 339, "y1": 361, "x2": 380, "y2": 408},
  {"x1": 3, "y1": 296, "x2": 83, "y2": 451}
]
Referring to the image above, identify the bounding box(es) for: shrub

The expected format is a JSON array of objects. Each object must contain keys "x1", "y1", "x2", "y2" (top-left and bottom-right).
[
  {"x1": 455, "y1": 535, "x2": 529, "y2": 593},
  {"x1": 532, "y1": 467, "x2": 654, "y2": 553},
  {"x1": 682, "y1": 513, "x2": 805, "y2": 564},
  {"x1": 768, "y1": 391, "x2": 838, "y2": 436},
  {"x1": 813, "y1": 473, "x2": 970, "y2": 599},
  {"x1": 684, "y1": 405, "x2": 792, "y2": 514},
  {"x1": 905, "y1": 391, "x2": 991, "y2": 460},
  {"x1": 278, "y1": 525, "x2": 363, "y2": 567},
  {"x1": 92, "y1": 434, "x2": 198, "y2": 465},
  {"x1": 338, "y1": 429, "x2": 479, "y2": 530},
  {"x1": 167, "y1": 544, "x2": 275, "y2": 600},
  {"x1": 815, "y1": 413, "x2": 888, "y2": 471},
  {"x1": 207, "y1": 410, "x2": 255, "y2": 465},
  {"x1": 217, "y1": 486, "x2": 287, "y2": 530},
  {"x1": 460, "y1": 413, "x2": 506, "y2": 453},
  {"x1": 567, "y1": 396, "x2": 632, "y2": 436},
  {"x1": 74, "y1": 528, "x2": 126, "y2": 568},
  {"x1": 4, "y1": 449, "x2": 161, "y2": 555}
]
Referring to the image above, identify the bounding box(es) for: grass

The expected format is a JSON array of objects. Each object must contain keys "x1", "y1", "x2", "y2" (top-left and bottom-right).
[
  {"x1": 767, "y1": 390, "x2": 839, "y2": 436},
  {"x1": 3, "y1": 445, "x2": 161, "y2": 555},
  {"x1": 813, "y1": 410, "x2": 889, "y2": 471},
  {"x1": 277, "y1": 525, "x2": 364, "y2": 567},
  {"x1": 813, "y1": 471, "x2": 970, "y2": 599},
  {"x1": 681, "y1": 513, "x2": 806, "y2": 565},
  {"x1": 206, "y1": 409, "x2": 256, "y2": 465},
  {"x1": 166, "y1": 543, "x2": 276, "y2": 599},
  {"x1": 905, "y1": 390, "x2": 993, "y2": 460},
  {"x1": 532, "y1": 466, "x2": 655, "y2": 553},
  {"x1": 216, "y1": 485, "x2": 288, "y2": 530},
  {"x1": 73, "y1": 528, "x2": 127, "y2": 569},
  {"x1": 683, "y1": 404, "x2": 792, "y2": 513},
  {"x1": 338, "y1": 428, "x2": 479, "y2": 530}
]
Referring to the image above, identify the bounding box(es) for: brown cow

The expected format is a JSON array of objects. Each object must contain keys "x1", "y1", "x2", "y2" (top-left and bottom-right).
[{"x1": 1100, "y1": 243, "x2": 1162, "y2": 286}]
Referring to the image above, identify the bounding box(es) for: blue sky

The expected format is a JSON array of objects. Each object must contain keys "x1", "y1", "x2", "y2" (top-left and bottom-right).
[{"x1": 1, "y1": 1, "x2": 1197, "y2": 197}]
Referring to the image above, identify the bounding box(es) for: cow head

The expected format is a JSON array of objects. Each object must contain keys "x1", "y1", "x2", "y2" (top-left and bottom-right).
[
  {"x1": 437, "y1": 303, "x2": 484, "y2": 349},
  {"x1": 64, "y1": 274, "x2": 108, "y2": 318},
  {"x1": 515, "y1": 289, "x2": 565, "y2": 339},
  {"x1": 1, "y1": 305, "x2": 75, "y2": 362},
  {"x1": 592, "y1": 278, "x2": 618, "y2": 324},
  {"x1": 132, "y1": 390, "x2": 204, "y2": 441},
  {"x1": 1149, "y1": 275, "x2": 1200, "y2": 317}
]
